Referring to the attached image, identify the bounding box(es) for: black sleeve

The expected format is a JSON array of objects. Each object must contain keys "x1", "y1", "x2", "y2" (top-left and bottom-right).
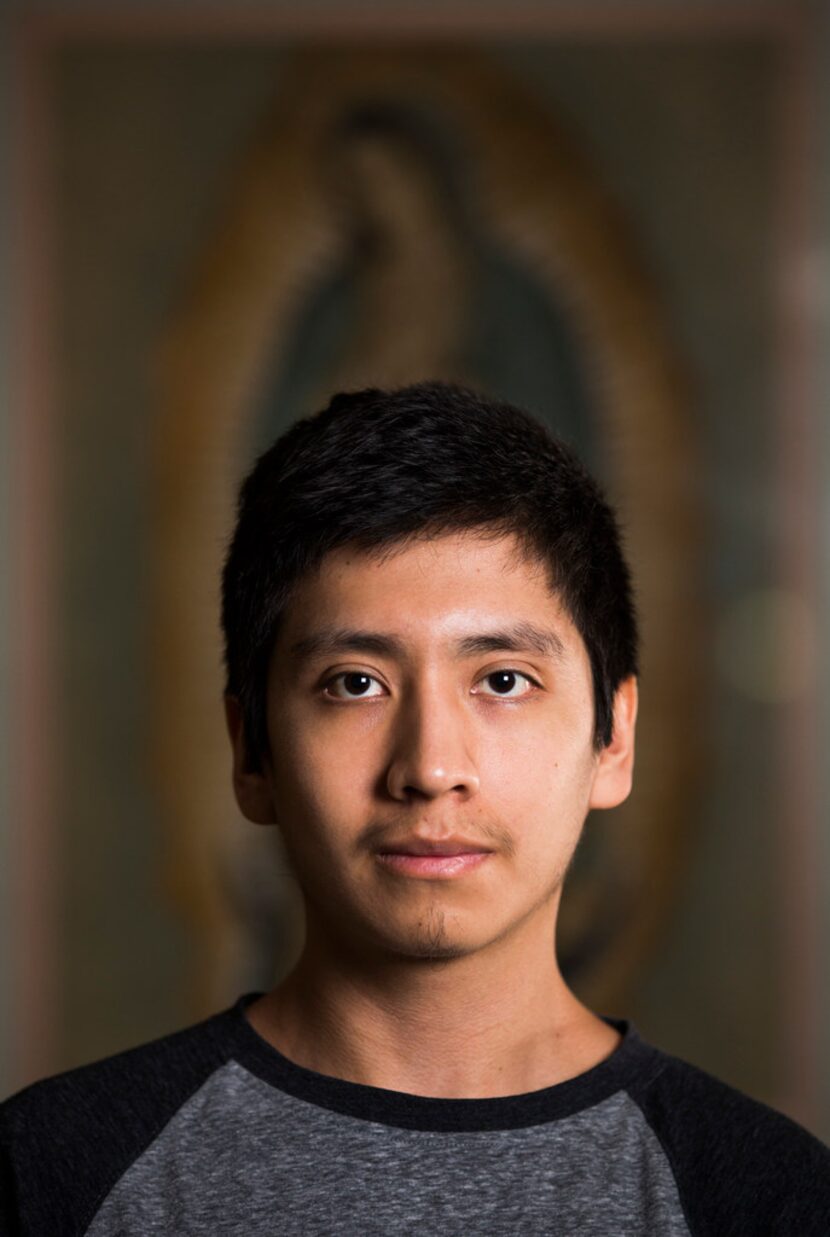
[
  {"x1": 0, "y1": 1128, "x2": 21, "y2": 1237},
  {"x1": 0, "y1": 1012, "x2": 232, "y2": 1237},
  {"x1": 630, "y1": 1056, "x2": 830, "y2": 1236}
]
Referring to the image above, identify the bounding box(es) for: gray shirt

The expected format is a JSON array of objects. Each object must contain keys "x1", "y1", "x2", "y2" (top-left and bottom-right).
[{"x1": 2, "y1": 992, "x2": 829, "y2": 1235}]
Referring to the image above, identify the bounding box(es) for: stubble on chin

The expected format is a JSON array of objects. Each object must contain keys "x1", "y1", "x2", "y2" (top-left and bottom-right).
[{"x1": 402, "y1": 901, "x2": 467, "y2": 962}]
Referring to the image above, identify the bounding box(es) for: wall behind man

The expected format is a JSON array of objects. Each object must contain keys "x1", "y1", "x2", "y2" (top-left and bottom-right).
[
  {"x1": 3, "y1": 3, "x2": 829, "y2": 1145},
  {"x1": 817, "y1": 0, "x2": 830, "y2": 1145},
  {"x1": 0, "y1": 12, "x2": 14, "y2": 1100}
]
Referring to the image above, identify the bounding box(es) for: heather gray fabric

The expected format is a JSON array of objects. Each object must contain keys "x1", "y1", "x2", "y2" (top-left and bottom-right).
[
  {"x1": 86, "y1": 1059, "x2": 690, "y2": 1236},
  {"x1": 5, "y1": 997, "x2": 830, "y2": 1234}
]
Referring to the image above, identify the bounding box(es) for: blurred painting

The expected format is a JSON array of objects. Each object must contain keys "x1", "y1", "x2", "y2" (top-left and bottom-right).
[{"x1": 155, "y1": 45, "x2": 700, "y2": 1015}]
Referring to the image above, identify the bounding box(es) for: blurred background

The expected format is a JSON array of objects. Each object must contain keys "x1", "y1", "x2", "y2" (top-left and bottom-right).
[{"x1": 3, "y1": 0, "x2": 830, "y2": 1143}]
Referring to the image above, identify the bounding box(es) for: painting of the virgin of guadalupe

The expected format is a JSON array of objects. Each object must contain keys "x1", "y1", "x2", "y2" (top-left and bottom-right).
[{"x1": 155, "y1": 45, "x2": 700, "y2": 1019}]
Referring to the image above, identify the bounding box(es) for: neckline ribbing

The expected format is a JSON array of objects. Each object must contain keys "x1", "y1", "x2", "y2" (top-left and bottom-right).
[{"x1": 220, "y1": 991, "x2": 663, "y2": 1132}]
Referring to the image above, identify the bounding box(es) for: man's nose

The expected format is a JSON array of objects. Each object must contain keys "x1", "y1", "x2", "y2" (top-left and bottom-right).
[{"x1": 384, "y1": 686, "x2": 481, "y2": 802}]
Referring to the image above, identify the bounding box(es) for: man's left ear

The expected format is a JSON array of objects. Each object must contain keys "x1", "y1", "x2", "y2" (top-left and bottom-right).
[{"x1": 588, "y1": 675, "x2": 638, "y2": 810}]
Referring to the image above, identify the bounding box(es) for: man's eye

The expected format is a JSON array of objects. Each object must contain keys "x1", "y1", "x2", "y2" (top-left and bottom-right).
[
  {"x1": 324, "y1": 672, "x2": 385, "y2": 699},
  {"x1": 323, "y1": 669, "x2": 539, "y2": 701},
  {"x1": 474, "y1": 670, "x2": 538, "y2": 698}
]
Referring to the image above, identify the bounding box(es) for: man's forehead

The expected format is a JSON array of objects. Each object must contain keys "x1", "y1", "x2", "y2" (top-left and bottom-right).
[
  {"x1": 306, "y1": 528, "x2": 551, "y2": 587},
  {"x1": 274, "y1": 530, "x2": 571, "y2": 653}
]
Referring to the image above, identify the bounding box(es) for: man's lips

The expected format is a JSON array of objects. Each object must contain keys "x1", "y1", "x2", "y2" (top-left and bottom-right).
[{"x1": 374, "y1": 837, "x2": 493, "y2": 878}]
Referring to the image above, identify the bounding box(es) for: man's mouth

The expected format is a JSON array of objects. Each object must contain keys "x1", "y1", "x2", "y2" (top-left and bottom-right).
[{"x1": 375, "y1": 836, "x2": 493, "y2": 879}]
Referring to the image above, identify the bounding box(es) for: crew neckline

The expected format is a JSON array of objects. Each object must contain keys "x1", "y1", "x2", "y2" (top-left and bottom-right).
[{"x1": 221, "y1": 991, "x2": 663, "y2": 1132}]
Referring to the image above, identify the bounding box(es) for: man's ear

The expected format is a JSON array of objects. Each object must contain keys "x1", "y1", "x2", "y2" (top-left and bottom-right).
[
  {"x1": 588, "y1": 676, "x2": 638, "y2": 811},
  {"x1": 224, "y1": 695, "x2": 278, "y2": 825}
]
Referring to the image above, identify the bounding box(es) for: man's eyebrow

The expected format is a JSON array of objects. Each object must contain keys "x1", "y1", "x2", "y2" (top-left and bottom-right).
[{"x1": 288, "y1": 622, "x2": 566, "y2": 664}]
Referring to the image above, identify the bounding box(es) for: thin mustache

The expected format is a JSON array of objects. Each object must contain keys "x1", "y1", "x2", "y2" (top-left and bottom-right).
[
  {"x1": 377, "y1": 838, "x2": 493, "y2": 856},
  {"x1": 360, "y1": 818, "x2": 516, "y2": 858}
]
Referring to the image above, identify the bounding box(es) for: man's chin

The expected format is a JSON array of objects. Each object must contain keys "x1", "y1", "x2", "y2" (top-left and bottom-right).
[{"x1": 376, "y1": 906, "x2": 479, "y2": 963}]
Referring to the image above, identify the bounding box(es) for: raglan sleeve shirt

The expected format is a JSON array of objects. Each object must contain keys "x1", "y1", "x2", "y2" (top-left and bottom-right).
[{"x1": 2, "y1": 994, "x2": 829, "y2": 1236}]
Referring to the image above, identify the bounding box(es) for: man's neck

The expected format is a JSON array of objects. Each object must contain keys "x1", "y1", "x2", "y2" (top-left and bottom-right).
[{"x1": 245, "y1": 916, "x2": 621, "y2": 1099}]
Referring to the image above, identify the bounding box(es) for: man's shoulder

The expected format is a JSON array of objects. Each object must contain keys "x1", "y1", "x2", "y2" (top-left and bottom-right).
[
  {"x1": 1, "y1": 1002, "x2": 239, "y2": 1237},
  {"x1": 627, "y1": 1037, "x2": 830, "y2": 1235},
  {"x1": 635, "y1": 1042, "x2": 830, "y2": 1163},
  {"x1": 2, "y1": 1002, "x2": 233, "y2": 1130}
]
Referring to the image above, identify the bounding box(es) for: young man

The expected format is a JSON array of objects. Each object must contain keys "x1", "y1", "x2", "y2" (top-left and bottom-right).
[{"x1": 2, "y1": 382, "x2": 828, "y2": 1234}]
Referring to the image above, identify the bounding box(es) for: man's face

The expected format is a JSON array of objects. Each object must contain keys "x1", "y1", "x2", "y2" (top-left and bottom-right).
[{"x1": 232, "y1": 531, "x2": 635, "y2": 963}]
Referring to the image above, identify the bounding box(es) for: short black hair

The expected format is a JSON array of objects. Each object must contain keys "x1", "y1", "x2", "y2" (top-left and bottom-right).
[{"x1": 221, "y1": 381, "x2": 638, "y2": 770}]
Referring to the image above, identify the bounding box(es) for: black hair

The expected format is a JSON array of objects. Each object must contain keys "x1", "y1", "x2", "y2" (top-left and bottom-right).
[{"x1": 221, "y1": 381, "x2": 638, "y2": 770}]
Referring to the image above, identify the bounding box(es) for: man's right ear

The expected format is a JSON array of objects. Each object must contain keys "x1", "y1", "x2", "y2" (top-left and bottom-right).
[{"x1": 223, "y1": 696, "x2": 278, "y2": 825}]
